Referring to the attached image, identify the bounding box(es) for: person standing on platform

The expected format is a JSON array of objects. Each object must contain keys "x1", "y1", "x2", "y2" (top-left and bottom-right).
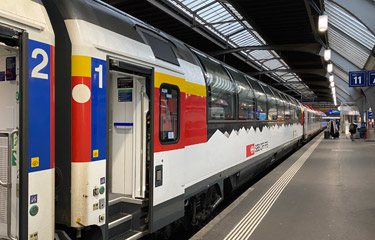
[
  {"x1": 349, "y1": 122, "x2": 357, "y2": 141},
  {"x1": 328, "y1": 120, "x2": 339, "y2": 139}
]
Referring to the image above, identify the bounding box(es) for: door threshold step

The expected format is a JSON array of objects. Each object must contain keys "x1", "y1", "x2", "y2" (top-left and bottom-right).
[
  {"x1": 110, "y1": 230, "x2": 147, "y2": 240},
  {"x1": 109, "y1": 195, "x2": 148, "y2": 206},
  {"x1": 108, "y1": 213, "x2": 132, "y2": 229}
]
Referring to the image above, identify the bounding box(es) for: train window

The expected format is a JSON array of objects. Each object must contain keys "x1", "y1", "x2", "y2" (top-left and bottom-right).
[
  {"x1": 142, "y1": 31, "x2": 180, "y2": 66},
  {"x1": 262, "y1": 85, "x2": 278, "y2": 120},
  {"x1": 274, "y1": 91, "x2": 285, "y2": 120},
  {"x1": 226, "y1": 68, "x2": 256, "y2": 120},
  {"x1": 286, "y1": 96, "x2": 298, "y2": 121},
  {"x1": 246, "y1": 77, "x2": 268, "y2": 120},
  {"x1": 196, "y1": 54, "x2": 236, "y2": 120},
  {"x1": 295, "y1": 104, "x2": 302, "y2": 122},
  {"x1": 281, "y1": 93, "x2": 292, "y2": 120},
  {"x1": 159, "y1": 84, "x2": 179, "y2": 143}
]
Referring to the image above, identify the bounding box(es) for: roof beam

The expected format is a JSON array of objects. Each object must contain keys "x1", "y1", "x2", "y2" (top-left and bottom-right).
[
  {"x1": 202, "y1": 19, "x2": 243, "y2": 26},
  {"x1": 303, "y1": 0, "x2": 328, "y2": 48},
  {"x1": 270, "y1": 81, "x2": 326, "y2": 87},
  {"x1": 146, "y1": 0, "x2": 261, "y2": 72},
  {"x1": 207, "y1": 43, "x2": 321, "y2": 56},
  {"x1": 193, "y1": 1, "x2": 218, "y2": 13},
  {"x1": 248, "y1": 68, "x2": 326, "y2": 77},
  {"x1": 309, "y1": 0, "x2": 322, "y2": 14}
]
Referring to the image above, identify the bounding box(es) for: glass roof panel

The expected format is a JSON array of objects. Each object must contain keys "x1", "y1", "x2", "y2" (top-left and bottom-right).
[
  {"x1": 333, "y1": 66, "x2": 349, "y2": 83},
  {"x1": 328, "y1": 28, "x2": 370, "y2": 68},
  {"x1": 167, "y1": 0, "x2": 313, "y2": 96},
  {"x1": 325, "y1": 1, "x2": 375, "y2": 50}
]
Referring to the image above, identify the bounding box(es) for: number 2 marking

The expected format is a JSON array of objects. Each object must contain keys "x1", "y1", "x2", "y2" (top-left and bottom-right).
[
  {"x1": 31, "y1": 48, "x2": 48, "y2": 79},
  {"x1": 95, "y1": 64, "x2": 103, "y2": 88}
]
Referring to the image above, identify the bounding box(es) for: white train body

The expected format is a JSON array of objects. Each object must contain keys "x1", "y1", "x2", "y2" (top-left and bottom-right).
[{"x1": 0, "y1": 0, "x2": 325, "y2": 239}]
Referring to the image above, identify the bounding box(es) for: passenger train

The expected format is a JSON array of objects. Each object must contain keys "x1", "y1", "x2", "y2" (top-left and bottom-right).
[{"x1": 0, "y1": 0, "x2": 325, "y2": 239}]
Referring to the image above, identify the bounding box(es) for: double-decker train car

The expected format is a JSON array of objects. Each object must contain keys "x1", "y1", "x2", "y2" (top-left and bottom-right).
[
  {"x1": 302, "y1": 104, "x2": 326, "y2": 141},
  {"x1": 42, "y1": 1, "x2": 324, "y2": 239},
  {"x1": 0, "y1": 1, "x2": 325, "y2": 240},
  {"x1": 0, "y1": 0, "x2": 55, "y2": 239}
]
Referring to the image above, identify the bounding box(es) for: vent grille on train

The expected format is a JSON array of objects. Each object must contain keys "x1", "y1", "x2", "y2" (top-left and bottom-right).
[{"x1": 0, "y1": 135, "x2": 9, "y2": 224}]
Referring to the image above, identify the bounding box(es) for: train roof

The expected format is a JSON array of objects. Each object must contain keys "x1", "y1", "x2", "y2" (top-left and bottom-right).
[
  {"x1": 43, "y1": 0, "x2": 197, "y2": 65},
  {"x1": 45, "y1": 0, "x2": 301, "y2": 107}
]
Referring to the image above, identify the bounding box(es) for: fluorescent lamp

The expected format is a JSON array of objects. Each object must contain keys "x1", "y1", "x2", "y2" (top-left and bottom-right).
[
  {"x1": 319, "y1": 15, "x2": 328, "y2": 32},
  {"x1": 329, "y1": 75, "x2": 334, "y2": 82},
  {"x1": 330, "y1": 82, "x2": 335, "y2": 88},
  {"x1": 324, "y1": 49, "x2": 331, "y2": 61},
  {"x1": 327, "y1": 63, "x2": 333, "y2": 73}
]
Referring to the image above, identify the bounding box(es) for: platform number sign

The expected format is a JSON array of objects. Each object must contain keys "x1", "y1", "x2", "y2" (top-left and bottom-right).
[
  {"x1": 368, "y1": 71, "x2": 375, "y2": 87},
  {"x1": 349, "y1": 71, "x2": 366, "y2": 87}
]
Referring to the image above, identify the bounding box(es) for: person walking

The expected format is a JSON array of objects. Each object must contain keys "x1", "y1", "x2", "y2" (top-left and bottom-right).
[{"x1": 349, "y1": 122, "x2": 357, "y2": 141}]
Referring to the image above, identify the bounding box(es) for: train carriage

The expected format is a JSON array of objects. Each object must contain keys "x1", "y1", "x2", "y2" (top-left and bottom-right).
[
  {"x1": 0, "y1": 0, "x2": 55, "y2": 239},
  {"x1": 42, "y1": 1, "x2": 314, "y2": 239},
  {"x1": 302, "y1": 104, "x2": 326, "y2": 141},
  {"x1": 1, "y1": 1, "x2": 326, "y2": 239}
]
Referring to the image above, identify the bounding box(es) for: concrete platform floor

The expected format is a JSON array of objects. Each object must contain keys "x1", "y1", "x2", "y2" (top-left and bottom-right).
[{"x1": 191, "y1": 134, "x2": 375, "y2": 240}]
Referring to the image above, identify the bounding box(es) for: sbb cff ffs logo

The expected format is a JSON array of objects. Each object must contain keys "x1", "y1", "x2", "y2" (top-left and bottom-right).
[
  {"x1": 246, "y1": 144, "x2": 255, "y2": 157},
  {"x1": 246, "y1": 141, "x2": 269, "y2": 158}
]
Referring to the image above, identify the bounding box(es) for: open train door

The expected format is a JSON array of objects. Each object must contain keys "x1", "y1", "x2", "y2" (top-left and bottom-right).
[
  {"x1": 108, "y1": 59, "x2": 151, "y2": 199},
  {"x1": 0, "y1": 1, "x2": 55, "y2": 239},
  {"x1": 0, "y1": 25, "x2": 21, "y2": 240},
  {"x1": 106, "y1": 58, "x2": 152, "y2": 239}
]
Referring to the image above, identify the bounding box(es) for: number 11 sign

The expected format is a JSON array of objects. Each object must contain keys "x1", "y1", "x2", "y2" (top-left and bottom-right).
[
  {"x1": 369, "y1": 71, "x2": 375, "y2": 87},
  {"x1": 349, "y1": 71, "x2": 366, "y2": 87}
]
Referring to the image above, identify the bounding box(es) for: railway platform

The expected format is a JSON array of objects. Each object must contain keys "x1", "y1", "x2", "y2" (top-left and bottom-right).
[{"x1": 191, "y1": 133, "x2": 375, "y2": 240}]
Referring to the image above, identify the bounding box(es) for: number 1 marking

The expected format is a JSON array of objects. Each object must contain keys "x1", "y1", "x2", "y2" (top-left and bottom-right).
[
  {"x1": 95, "y1": 64, "x2": 103, "y2": 88},
  {"x1": 354, "y1": 75, "x2": 362, "y2": 85}
]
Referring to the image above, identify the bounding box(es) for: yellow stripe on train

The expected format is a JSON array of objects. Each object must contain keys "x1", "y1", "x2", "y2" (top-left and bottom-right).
[
  {"x1": 72, "y1": 55, "x2": 91, "y2": 77},
  {"x1": 154, "y1": 72, "x2": 206, "y2": 97}
]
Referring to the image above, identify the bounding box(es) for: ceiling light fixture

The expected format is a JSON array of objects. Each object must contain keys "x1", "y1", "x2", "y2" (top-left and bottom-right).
[
  {"x1": 327, "y1": 63, "x2": 333, "y2": 73},
  {"x1": 324, "y1": 49, "x2": 331, "y2": 61},
  {"x1": 329, "y1": 75, "x2": 334, "y2": 82},
  {"x1": 319, "y1": 14, "x2": 328, "y2": 32}
]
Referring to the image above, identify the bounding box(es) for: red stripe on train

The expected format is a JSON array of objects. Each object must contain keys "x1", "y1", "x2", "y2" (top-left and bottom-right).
[
  {"x1": 71, "y1": 76, "x2": 91, "y2": 162},
  {"x1": 50, "y1": 45, "x2": 55, "y2": 168},
  {"x1": 154, "y1": 88, "x2": 207, "y2": 153}
]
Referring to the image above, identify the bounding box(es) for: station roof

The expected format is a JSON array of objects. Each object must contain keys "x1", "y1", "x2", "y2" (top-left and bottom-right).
[{"x1": 103, "y1": 0, "x2": 375, "y2": 107}]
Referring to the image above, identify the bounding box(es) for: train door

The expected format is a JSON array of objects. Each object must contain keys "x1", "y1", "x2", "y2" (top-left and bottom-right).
[
  {"x1": 0, "y1": 28, "x2": 20, "y2": 240},
  {"x1": 109, "y1": 66, "x2": 149, "y2": 199},
  {"x1": 1, "y1": 2, "x2": 55, "y2": 239}
]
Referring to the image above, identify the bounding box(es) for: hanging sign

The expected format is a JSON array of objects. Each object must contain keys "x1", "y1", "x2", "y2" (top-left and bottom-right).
[
  {"x1": 368, "y1": 71, "x2": 375, "y2": 87},
  {"x1": 349, "y1": 71, "x2": 366, "y2": 87}
]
